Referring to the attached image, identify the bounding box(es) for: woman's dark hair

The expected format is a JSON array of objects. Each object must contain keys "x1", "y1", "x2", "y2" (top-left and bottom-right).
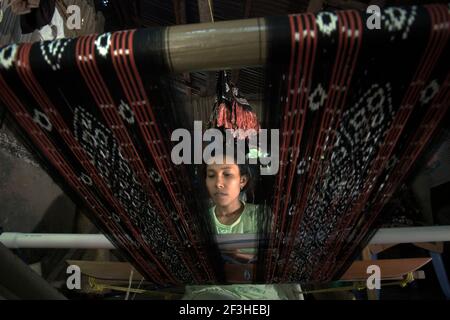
[{"x1": 237, "y1": 162, "x2": 256, "y2": 199}]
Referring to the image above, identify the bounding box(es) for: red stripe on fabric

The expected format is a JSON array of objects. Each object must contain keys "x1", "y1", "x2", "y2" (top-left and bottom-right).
[
  {"x1": 277, "y1": 11, "x2": 349, "y2": 281},
  {"x1": 327, "y1": 4, "x2": 450, "y2": 280},
  {"x1": 122, "y1": 30, "x2": 215, "y2": 282},
  {"x1": 20, "y1": 39, "x2": 174, "y2": 284},
  {"x1": 122, "y1": 31, "x2": 211, "y2": 278},
  {"x1": 276, "y1": 13, "x2": 316, "y2": 280},
  {"x1": 314, "y1": 10, "x2": 366, "y2": 279},
  {"x1": 270, "y1": 14, "x2": 308, "y2": 280},
  {"x1": 281, "y1": 13, "x2": 323, "y2": 281},
  {"x1": 266, "y1": 14, "x2": 300, "y2": 281},
  {"x1": 0, "y1": 71, "x2": 161, "y2": 284}
]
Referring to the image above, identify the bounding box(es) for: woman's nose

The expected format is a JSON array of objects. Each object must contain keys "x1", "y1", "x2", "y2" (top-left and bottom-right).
[{"x1": 215, "y1": 177, "x2": 224, "y2": 188}]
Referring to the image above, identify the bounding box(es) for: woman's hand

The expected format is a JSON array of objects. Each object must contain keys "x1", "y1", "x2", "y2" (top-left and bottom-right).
[{"x1": 222, "y1": 249, "x2": 256, "y2": 264}]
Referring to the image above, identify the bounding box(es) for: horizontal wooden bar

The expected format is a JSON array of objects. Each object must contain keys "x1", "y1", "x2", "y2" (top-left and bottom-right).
[{"x1": 165, "y1": 18, "x2": 268, "y2": 72}]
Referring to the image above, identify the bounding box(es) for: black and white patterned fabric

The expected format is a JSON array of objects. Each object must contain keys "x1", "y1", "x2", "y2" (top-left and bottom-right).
[{"x1": 0, "y1": 3, "x2": 449, "y2": 285}]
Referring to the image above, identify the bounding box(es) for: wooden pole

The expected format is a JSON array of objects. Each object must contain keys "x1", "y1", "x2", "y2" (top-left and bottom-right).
[{"x1": 165, "y1": 17, "x2": 268, "y2": 73}]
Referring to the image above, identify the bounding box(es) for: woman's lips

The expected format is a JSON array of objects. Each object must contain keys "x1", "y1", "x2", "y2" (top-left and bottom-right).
[{"x1": 214, "y1": 192, "x2": 228, "y2": 198}]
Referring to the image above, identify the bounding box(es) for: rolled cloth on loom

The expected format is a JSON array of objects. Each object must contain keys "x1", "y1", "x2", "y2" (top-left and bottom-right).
[{"x1": 0, "y1": 3, "x2": 449, "y2": 287}]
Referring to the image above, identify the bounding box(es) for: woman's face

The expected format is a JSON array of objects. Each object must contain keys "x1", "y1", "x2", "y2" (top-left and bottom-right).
[{"x1": 206, "y1": 156, "x2": 248, "y2": 208}]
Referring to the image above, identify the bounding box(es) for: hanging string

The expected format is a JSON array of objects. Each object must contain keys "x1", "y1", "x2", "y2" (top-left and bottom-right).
[
  {"x1": 132, "y1": 277, "x2": 145, "y2": 300},
  {"x1": 207, "y1": 0, "x2": 214, "y2": 23},
  {"x1": 0, "y1": 0, "x2": 12, "y2": 9},
  {"x1": 0, "y1": 0, "x2": 12, "y2": 23},
  {"x1": 124, "y1": 268, "x2": 134, "y2": 300}
]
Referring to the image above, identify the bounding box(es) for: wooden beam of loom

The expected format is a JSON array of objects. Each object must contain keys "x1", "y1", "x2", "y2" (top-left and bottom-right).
[
  {"x1": 166, "y1": 17, "x2": 267, "y2": 73},
  {"x1": 340, "y1": 258, "x2": 432, "y2": 281},
  {"x1": 68, "y1": 258, "x2": 432, "y2": 285}
]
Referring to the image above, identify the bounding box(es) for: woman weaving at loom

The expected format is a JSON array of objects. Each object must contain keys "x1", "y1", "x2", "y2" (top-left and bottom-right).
[
  {"x1": 183, "y1": 72, "x2": 303, "y2": 300},
  {"x1": 183, "y1": 149, "x2": 300, "y2": 299}
]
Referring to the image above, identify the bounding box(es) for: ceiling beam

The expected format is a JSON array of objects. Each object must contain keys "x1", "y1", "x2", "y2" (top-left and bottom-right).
[
  {"x1": 197, "y1": 0, "x2": 216, "y2": 97},
  {"x1": 369, "y1": 0, "x2": 386, "y2": 7},
  {"x1": 172, "y1": 0, "x2": 187, "y2": 25},
  {"x1": 325, "y1": 0, "x2": 367, "y2": 10},
  {"x1": 172, "y1": 0, "x2": 192, "y2": 96},
  {"x1": 244, "y1": 0, "x2": 252, "y2": 17},
  {"x1": 198, "y1": 0, "x2": 214, "y2": 23},
  {"x1": 307, "y1": 0, "x2": 324, "y2": 13},
  {"x1": 231, "y1": 0, "x2": 253, "y2": 86}
]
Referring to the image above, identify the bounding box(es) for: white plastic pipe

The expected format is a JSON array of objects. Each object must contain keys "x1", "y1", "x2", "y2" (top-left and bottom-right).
[
  {"x1": 0, "y1": 233, "x2": 115, "y2": 249},
  {"x1": 0, "y1": 226, "x2": 449, "y2": 249},
  {"x1": 0, "y1": 232, "x2": 257, "y2": 249},
  {"x1": 367, "y1": 225, "x2": 450, "y2": 244}
]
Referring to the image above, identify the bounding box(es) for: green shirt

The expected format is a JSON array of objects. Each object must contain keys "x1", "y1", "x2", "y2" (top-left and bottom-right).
[
  {"x1": 213, "y1": 202, "x2": 259, "y2": 234},
  {"x1": 183, "y1": 202, "x2": 282, "y2": 300}
]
